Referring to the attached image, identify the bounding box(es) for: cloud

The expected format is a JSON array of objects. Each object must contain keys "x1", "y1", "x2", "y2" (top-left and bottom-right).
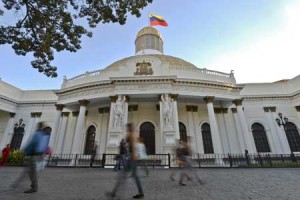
[{"x1": 210, "y1": 3, "x2": 300, "y2": 83}]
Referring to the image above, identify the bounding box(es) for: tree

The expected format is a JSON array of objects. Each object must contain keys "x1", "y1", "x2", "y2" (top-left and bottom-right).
[{"x1": 0, "y1": 0, "x2": 153, "y2": 77}]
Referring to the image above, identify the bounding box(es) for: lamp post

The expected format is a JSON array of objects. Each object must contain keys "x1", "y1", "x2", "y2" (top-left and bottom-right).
[{"x1": 275, "y1": 113, "x2": 288, "y2": 129}]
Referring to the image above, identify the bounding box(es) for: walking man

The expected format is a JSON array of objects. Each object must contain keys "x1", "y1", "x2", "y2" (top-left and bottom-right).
[
  {"x1": 107, "y1": 123, "x2": 144, "y2": 199},
  {"x1": 11, "y1": 122, "x2": 50, "y2": 193}
]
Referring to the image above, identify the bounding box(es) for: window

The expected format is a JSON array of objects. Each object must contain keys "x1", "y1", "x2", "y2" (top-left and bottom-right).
[
  {"x1": 179, "y1": 122, "x2": 187, "y2": 142},
  {"x1": 201, "y1": 123, "x2": 214, "y2": 154},
  {"x1": 285, "y1": 122, "x2": 300, "y2": 152},
  {"x1": 252, "y1": 123, "x2": 270, "y2": 153},
  {"x1": 84, "y1": 125, "x2": 96, "y2": 155}
]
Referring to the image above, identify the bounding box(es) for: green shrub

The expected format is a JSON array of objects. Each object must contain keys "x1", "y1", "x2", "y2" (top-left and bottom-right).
[{"x1": 7, "y1": 150, "x2": 25, "y2": 166}]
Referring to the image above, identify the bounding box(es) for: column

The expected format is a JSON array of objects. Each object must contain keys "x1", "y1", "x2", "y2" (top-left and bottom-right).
[
  {"x1": 49, "y1": 104, "x2": 64, "y2": 149},
  {"x1": 296, "y1": 106, "x2": 300, "y2": 123},
  {"x1": 55, "y1": 112, "x2": 69, "y2": 154},
  {"x1": 186, "y1": 105, "x2": 198, "y2": 153},
  {"x1": 215, "y1": 108, "x2": 230, "y2": 153},
  {"x1": 224, "y1": 108, "x2": 241, "y2": 153},
  {"x1": 171, "y1": 94, "x2": 180, "y2": 141},
  {"x1": 72, "y1": 100, "x2": 89, "y2": 154},
  {"x1": 271, "y1": 111, "x2": 291, "y2": 154},
  {"x1": 203, "y1": 96, "x2": 223, "y2": 154},
  {"x1": 98, "y1": 107, "x2": 109, "y2": 154},
  {"x1": 263, "y1": 107, "x2": 282, "y2": 153},
  {"x1": 231, "y1": 108, "x2": 245, "y2": 152},
  {"x1": 233, "y1": 99, "x2": 255, "y2": 153},
  {"x1": 0, "y1": 113, "x2": 16, "y2": 149}
]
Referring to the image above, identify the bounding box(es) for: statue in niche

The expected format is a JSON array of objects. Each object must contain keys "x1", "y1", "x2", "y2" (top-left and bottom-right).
[
  {"x1": 161, "y1": 94, "x2": 172, "y2": 128},
  {"x1": 113, "y1": 95, "x2": 126, "y2": 128}
]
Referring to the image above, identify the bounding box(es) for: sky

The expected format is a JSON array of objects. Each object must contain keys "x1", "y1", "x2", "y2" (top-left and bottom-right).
[{"x1": 1, "y1": 0, "x2": 300, "y2": 90}]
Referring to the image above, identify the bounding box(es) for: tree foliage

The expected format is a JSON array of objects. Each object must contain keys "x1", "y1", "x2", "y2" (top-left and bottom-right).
[{"x1": 0, "y1": 0, "x2": 153, "y2": 77}]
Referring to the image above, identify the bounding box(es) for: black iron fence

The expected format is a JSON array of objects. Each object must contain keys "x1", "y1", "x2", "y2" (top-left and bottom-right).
[{"x1": 6, "y1": 153, "x2": 300, "y2": 168}]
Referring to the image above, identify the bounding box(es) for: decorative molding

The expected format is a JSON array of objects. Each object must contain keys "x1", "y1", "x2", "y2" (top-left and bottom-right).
[
  {"x1": 233, "y1": 99, "x2": 243, "y2": 106},
  {"x1": 186, "y1": 105, "x2": 198, "y2": 112},
  {"x1": 214, "y1": 107, "x2": 223, "y2": 114},
  {"x1": 296, "y1": 106, "x2": 300, "y2": 112},
  {"x1": 31, "y1": 112, "x2": 42, "y2": 118},
  {"x1": 231, "y1": 108, "x2": 237, "y2": 113},
  {"x1": 9, "y1": 113, "x2": 16, "y2": 118},
  {"x1": 170, "y1": 94, "x2": 179, "y2": 101},
  {"x1": 72, "y1": 111, "x2": 79, "y2": 117},
  {"x1": 128, "y1": 105, "x2": 138, "y2": 111},
  {"x1": 61, "y1": 112, "x2": 70, "y2": 117},
  {"x1": 98, "y1": 107, "x2": 110, "y2": 114},
  {"x1": 203, "y1": 96, "x2": 214, "y2": 104},
  {"x1": 269, "y1": 106, "x2": 276, "y2": 112},
  {"x1": 55, "y1": 104, "x2": 64, "y2": 111},
  {"x1": 134, "y1": 61, "x2": 153, "y2": 75},
  {"x1": 222, "y1": 108, "x2": 228, "y2": 114},
  {"x1": 78, "y1": 100, "x2": 89, "y2": 106},
  {"x1": 110, "y1": 96, "x2": 118, "y2": 103},
  {"x1": 263, "y1": 106, "x2": 277, "y2": 113}
]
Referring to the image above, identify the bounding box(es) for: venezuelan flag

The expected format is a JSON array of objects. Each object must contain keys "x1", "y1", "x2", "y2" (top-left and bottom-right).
[{"x1": 149, "y1": 14, "x2": 168, "y2": 27}]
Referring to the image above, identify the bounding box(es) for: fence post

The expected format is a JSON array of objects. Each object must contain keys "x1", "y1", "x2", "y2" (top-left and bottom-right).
[
  {"x1": 281, "y1": 154, "x2": 284, "y2": 163},
  {"x1": 267, "y1": 154, "x2": 272, "y2": 166},
  {"x1": 102, "y1": 153, "x2": 106, "y2": 168},
  {"x1": 198, "y1": 154, "x2": 201, "y2": 168},
  {"x1": 258, "y1": 154, "x2": 263, "y2": 166},
  {"x1": 291, "y1": 152, "x2": 296, "y2": 163},
  {"x1": 228, "y1": 153, "x2": 233, "y2": 168},
  {"x1": 75, "y1": 154, "x2": 78, "y2": 167},
  {"x1": 168, "y1": 153, "x2": 171, "y2": 168},
  {"x1": 245, "y1": 150, "x2": 250, "y2": 166}
]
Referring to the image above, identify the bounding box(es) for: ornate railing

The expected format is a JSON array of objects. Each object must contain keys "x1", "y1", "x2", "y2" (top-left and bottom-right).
[{"x1": 6, "y1": 153, "x2": 300, "y2": 168}]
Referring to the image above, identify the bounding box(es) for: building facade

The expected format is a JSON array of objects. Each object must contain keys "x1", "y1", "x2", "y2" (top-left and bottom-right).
[{"x1": 1, "y1": 27, "x2": 300, "y2": 155}]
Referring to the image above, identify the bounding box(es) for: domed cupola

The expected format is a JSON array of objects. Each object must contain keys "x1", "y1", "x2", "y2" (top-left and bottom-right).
[{"x1": 135, "y1": 26, "x2": 164, "y2": 55}]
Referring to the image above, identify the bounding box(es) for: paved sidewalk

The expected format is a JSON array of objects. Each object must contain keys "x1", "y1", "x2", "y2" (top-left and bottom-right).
[{"x1": 0, "y1": 167, "x2": 299, "y2": 200}]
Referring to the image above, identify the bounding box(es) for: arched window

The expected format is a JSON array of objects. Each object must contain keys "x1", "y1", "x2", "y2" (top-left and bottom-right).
[
  {"x1": 285, "y1": 122, "x2": 300, "y2": 152},
  {"x1": 201, "y1": 123, "x2": 214, "y2": 154},
  {"x1": 84, "y1": 125, "x2": 96, "y2": 155},
  {"x1": 140, "y1": 122, "x2": 156, "y2": 155},
  {"x1": 179, "y1": 122, "x2": 187, "y2": 142},
  {"x1": 251, "y1": 123, "x2": 270, "y2": 153},
  {"x1": 10, "y1": 119, "x2": 25, "y2": 150}
]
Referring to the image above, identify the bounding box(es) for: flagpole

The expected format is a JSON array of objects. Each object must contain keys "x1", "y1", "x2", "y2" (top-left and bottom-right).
[{"x1": 148, "y1": 12, "x2": 150, "y2": 26}]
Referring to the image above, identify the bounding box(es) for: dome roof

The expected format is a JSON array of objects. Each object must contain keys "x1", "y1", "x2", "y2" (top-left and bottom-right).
[
  {"x1": 105, "y1": 54, "x2": 197, "y2": 69},
  {"x1": 136, "y1": 26, "x2": 162, "y2": 39}
]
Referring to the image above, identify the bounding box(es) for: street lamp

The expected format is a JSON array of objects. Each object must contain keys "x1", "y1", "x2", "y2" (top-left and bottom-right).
[{"x1": 275, "y1": 112, "x2": 288, "y2": 129}]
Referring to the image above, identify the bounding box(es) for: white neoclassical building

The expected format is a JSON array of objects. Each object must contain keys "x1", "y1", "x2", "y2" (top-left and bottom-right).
[{"x1": 1, "y1": 27, "x2": 300, "y2": 156}]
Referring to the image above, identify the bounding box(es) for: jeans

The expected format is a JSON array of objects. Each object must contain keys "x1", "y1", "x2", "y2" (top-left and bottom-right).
[{"x1": 112, "y1": 159, "x2": 144, "y2": 195}]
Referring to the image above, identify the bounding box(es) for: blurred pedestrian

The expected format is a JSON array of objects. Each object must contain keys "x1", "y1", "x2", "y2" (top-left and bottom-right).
[
  {"x1": 0, "y1": 144, "x2": 11, "y2": 167},
  {"x1": 106, "y1": 123, "x2": 144, "y2": 199},
  {"x1": 136, "y1": 137, "x2": 149, "y2": 177},
  {"x1": 90, "y1": 141, "x2": 98, "y2": 167},
  {"x1": 10, "y1": 122, "x2": 50, "y2": 193},
  {"x1": 178, "y1": 139, "x2": 202, "y2": 186},
  {"x1": 113, "y1": 139, "x2": 127, "y2": 171}
]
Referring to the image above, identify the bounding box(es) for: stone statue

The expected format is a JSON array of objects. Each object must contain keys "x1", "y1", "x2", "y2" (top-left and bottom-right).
[
  {"x1": 161, "y1": 94, "x2": 172, "y2": 127},
  {"x1": 113, "y1": 95, "x2": 126, "y2": 128}
]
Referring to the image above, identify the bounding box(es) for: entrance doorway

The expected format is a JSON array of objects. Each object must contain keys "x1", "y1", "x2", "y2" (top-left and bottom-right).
[{"x1": 139, "y1": 122, "x2": 155, "y2": 155}]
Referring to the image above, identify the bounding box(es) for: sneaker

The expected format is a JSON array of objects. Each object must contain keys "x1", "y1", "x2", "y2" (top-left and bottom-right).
[
  {"x1": 179, "y1": 182, "x2": 186, "y2": 186},
  {"x1": 133, "y1": 193, "x2": 144, "y2": 199},
  {"x1": 24, "y1": 188, "x2": 37, "y2": 193}
]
